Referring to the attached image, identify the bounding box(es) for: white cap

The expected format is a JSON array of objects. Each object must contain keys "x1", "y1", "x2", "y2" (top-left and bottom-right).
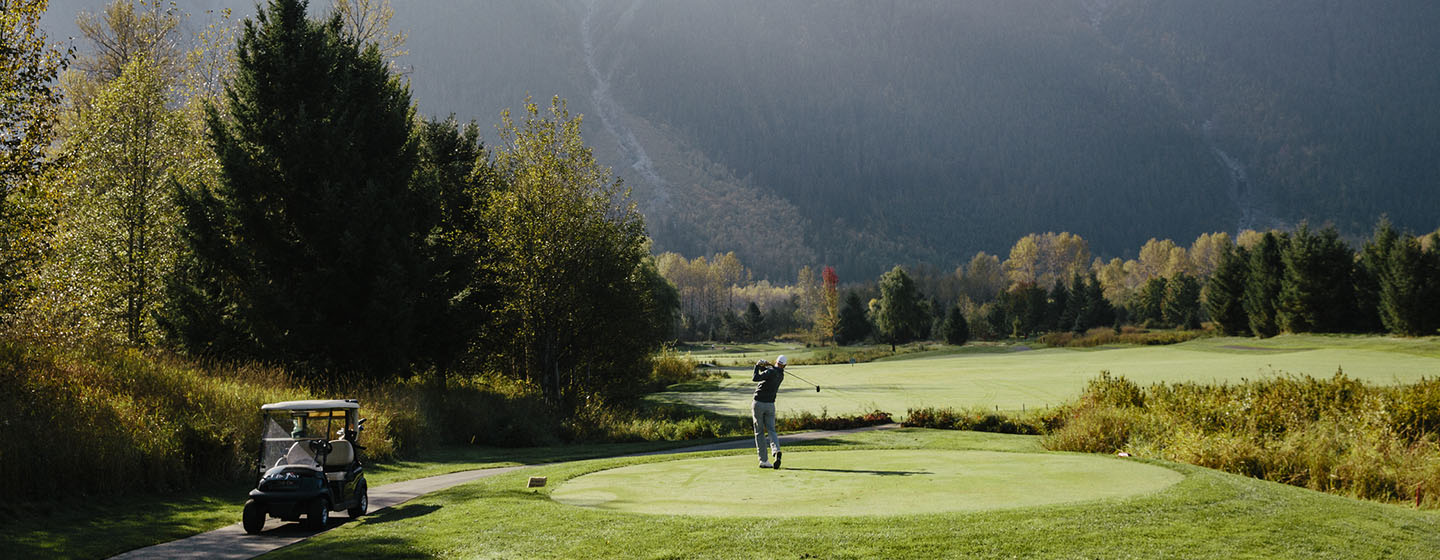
[{"x1": 776, "y1": 355, "x2": 787, "y2": 366}]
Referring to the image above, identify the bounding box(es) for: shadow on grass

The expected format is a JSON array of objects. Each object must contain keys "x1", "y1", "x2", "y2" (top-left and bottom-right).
[
  {"x1": 358, "y1": 504, "x2": 442, "y2": 525},
  {"x1": 782, "y1": 467, "x2": 932, "y2": 476},
  {"x1": 287, "y1": 536, "x2": 431, "y2": 559},
  {"x1": 0, "y1": 484, "x2": 250, "y2": 559}
]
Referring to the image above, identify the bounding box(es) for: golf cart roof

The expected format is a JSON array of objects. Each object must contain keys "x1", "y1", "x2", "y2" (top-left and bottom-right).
[{"x1": 261, "y1": 399, "x2": 359, "y2": 411}]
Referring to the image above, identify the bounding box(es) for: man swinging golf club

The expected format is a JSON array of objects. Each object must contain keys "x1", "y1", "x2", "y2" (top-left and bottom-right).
[{"x1": 752, "y1": 355, "x2": 786, "y2": 469}]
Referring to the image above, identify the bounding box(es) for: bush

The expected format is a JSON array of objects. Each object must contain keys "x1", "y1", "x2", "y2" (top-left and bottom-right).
[
  {"x1": 1041, "y1": 406, "x2": 1145, "y2": 453},
  {"x1": 903, "y1": 406, "x2": 1049, "y2": 435},
  {"x1": 777, "y1": 409, "x2": 893, "y2": 431},
  {"x1": 1042, "y1": 370, "x2": 1440, "y2": 508},
  {"x1": 1081, "y1": 371, "x2": 1145, "y2": 408},
  {"x1": 564, "y1": 398, "x2": 749, "y2": 442},
  {"x1": 1038, "y1": 327, "x2": 1207, "y2": 348}
]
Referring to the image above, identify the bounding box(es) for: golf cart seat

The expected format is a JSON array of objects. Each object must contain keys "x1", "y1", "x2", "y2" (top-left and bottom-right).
[{"x1": 324, "y1": 440, "x2": 354, "y2": 471}]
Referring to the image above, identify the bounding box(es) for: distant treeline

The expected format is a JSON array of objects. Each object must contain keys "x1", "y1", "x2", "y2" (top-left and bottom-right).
[{"x1": 657, "y1": 221, "x2": 1440, "y2": 343}]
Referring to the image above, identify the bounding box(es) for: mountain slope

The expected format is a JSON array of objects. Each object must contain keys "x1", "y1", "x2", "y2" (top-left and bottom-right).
[{"x1": 42, "y1": 0, "x2": 1440, "y2": 279}]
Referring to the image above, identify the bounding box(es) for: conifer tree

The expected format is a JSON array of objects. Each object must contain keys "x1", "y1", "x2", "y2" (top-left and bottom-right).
[
  {"x1": 1205, "y1": 244, "x2": 1251, "y2": 335},
  {"x1": 1046, "y1": 278, "x2": 1070, "y2": 333},
  {"x1": 943, "y1": 304, "x2": 969, "y2": 345},
  {"x1": 742, "y1": 301, "x2": 765, "y2": 341},
  {"x1": 1379, "y1": 233, "x2": 1440, "y2": 336},
  {"x1": 1162, "y1": 273, "x2": 1202, "y2": 329},
  {"x1": 835, "y1": 290, "x2": 872, "y2": 345},
  {"x1": 1353, "y1": 219, "x2": 1397, "y2": 333},
  {"x1": 1135, "y1": 276, "x2": 1168, "y2": 326},
  {"x1": 1277, "y1": 224, "x2": 1354, "y2": 333},
  {"x1": 1245, "y1": 232, "x2": 1284, "y2": 338},
  {"x1": 168, "y1": 0, "x2": 426, "y2": 380},
  {"x1": 1079, "y1": 273, "x2": 1117, "y2": 331}
]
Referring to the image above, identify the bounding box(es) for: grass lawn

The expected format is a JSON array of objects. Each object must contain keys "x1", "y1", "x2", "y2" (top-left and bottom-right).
[
  {"x1": 656, "y1": 335, "x2": 1440, "y2": 419},
  {"x1": 0, "y1": 439, "x2": 727, "y2": 560},
  {"x1": 679, "y1": 340, "x2": 1025, "y2": 367},
  {"x1": 266, "y1": 429, "x2": 1440, "y2": 559}
]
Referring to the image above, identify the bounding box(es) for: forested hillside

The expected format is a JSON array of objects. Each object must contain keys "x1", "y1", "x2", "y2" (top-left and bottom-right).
[{"x1": 41, "y1": 0, "x2": 1440, "y2": 279}]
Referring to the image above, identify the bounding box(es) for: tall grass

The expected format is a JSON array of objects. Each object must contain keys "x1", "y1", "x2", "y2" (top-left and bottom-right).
[
  {"x1": 1037, "y1": 327, "x2": 1209, "y2": 348},
  {"x1": 777, "y1": 409, "x2": 893, "y2": 431},
  {"x1": 0, "y1": 339, "x2": 308, "y2": 503},
  {"x1": 0, "y1": 338, "x2": 752, "y2": 507},
  {"x1": 903, "y1": 406, "x2": 1063, "y2": 435},
  {"x1": 1042, "y1": 371, "x2": 1440, "y2": 508}
]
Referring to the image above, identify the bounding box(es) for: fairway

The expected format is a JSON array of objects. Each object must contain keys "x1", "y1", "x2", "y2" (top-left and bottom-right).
[
  {"x1": 658, "y1": 335, "x2": 1440, "y2": 418},
  {"x1": 551, "y1": 449, "x2": 1182, "y2": 516},
  {"x1": 266, "y1": 429, "x2": 1440, "y2": 559}
]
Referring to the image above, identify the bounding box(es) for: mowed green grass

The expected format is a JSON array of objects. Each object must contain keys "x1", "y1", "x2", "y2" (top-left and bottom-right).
[
  {"x1": 0, "y1": 440, "x2": 712, "y2": 560},
  {"x1": 658, "y1": 335, "x2": 1440, "y2": 418},
  {"x1": 266, "y1": 429, "x2": 1440, "y2": 559},
  {"x1": 551, "y1": 449, "x2": 1182, "y2": 516}
]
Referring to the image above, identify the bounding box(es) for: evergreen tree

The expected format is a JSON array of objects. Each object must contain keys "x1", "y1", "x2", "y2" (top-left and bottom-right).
[
  {"x1": 1135, "y1": 276, "x2": 1168, "y2": 326},
  {"x1": 1205, "y1": 244, "x2": 1251, "y2": 335},
  {"x1": 999, "y1": 282, "x2": 1047, "y2": 338},
  {"x1": 1046, "y1": 278, "x2": 1070, "y2": 333},
  {"x1": 1379, "y1": 233, "x2": 1440, "y2": 336},
  {"x1": 874, "y1": 265, "x2": 928, "y2": 350},
  {"x1": 1277, "y1": 224, "x2": 1355, "y2": 333},
  {"x1": 742, "y1": 301, "x2": 765, "y2": 341},
  {"x1": 410, "y1": 116, "x2": 498, "y2": 374},
  {"x1": 835, "y1": 290, "x2": 872, "y2": 345},
  {"x1": 1162, "y1": 273, "x2": 1202, "y2": 329},
  {"x1": 942, "y1": 304, "x2": 969, "y2": 346},
  {"x1": 1353, "y1": 219, "x2": 1397, "y2": 333},
  {"x1": 167, "y1": 0, "x2": 426, "y2": 381},
  {"x1": 719, "y1": 309, "x2": 742, "y2": 343},
  {"x1": 1079, "y1": 273, "x2": 1117, "y2": 332},
  {"x1": 1245, "y1": 232, "x2": 1284, "y2": 338}
]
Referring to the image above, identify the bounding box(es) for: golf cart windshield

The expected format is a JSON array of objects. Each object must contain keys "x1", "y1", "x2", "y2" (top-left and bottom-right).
[{"x1": 260, "y1": 407, "x2": 355, "y2": 470}]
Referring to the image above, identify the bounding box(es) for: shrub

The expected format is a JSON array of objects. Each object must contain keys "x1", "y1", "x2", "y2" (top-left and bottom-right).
[
  {"x1": 903, "y1": 406, "x2": 1047, "y2": 435},
  {"x1": 1041, "y1": 406, "x2": 1144, "y2": 453},
  {"x1": 1081, "y1": 371, "x2": 1145, "y2": 408},
  {"x1": 1044, "y1": 370, "x2": 1440, "y2": 508},
  {"x1": 1038, "y1": 328, "x2": 1207, "y2": 348},
  {"x1": 778, "y1": 410, "x2": 894, "y2": 431}
]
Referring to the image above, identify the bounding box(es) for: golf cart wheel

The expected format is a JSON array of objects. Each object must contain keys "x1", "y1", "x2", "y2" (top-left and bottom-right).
[
  {"x1": 306, "y1": 497, "x2": 330, "y2": 529},
  {"x1": 242, "y1": 499, "x2": 265, "y2": 534},
  {"x1": 348, "y1": 481, "x2": 368, "y2": 518}
]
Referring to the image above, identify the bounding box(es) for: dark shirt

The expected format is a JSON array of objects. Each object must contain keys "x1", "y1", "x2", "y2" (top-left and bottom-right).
[{"x1": 752, "y1": 364, "x2": 785, "y2": 403}]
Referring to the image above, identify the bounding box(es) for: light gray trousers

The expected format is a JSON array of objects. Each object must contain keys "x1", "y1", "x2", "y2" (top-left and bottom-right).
[{"x1": 752, "y1": 400, "x2": 779, "y2": 463}]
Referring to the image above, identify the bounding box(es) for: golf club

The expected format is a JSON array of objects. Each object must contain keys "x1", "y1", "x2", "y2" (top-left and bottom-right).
[{"x1": 787, "y1": 371, "x2": 821, "y2": 392}]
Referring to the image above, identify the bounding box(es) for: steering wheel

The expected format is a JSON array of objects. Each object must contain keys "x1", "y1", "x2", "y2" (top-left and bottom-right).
[{"x1": 308, "y1": 439, "x2": 333, "y2": 456}]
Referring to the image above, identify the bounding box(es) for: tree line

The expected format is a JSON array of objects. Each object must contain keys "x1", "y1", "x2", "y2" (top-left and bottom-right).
[
  {"x1": 658, "y1": 223, "x2": 1440, "y2": 348},
  {"x1": 1, "y1": 0, "x2": 677, "y2": 407}
]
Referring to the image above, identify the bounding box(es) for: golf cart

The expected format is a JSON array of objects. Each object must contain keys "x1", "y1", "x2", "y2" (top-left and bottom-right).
[{"x1": 243, "y1": 399, "x2": 368, "y2": 534}]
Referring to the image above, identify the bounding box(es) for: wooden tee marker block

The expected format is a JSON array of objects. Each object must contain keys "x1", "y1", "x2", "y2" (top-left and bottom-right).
[{"x1": 527, "y1": 476, "x2": 547, "y2": 488}]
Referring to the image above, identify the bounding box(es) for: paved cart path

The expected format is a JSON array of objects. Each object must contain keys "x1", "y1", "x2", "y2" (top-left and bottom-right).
[{"x1": 110, "y1": 424, "x2": 898, "y2": 560}]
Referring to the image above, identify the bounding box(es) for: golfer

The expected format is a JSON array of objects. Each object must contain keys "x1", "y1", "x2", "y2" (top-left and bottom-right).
[{"x1": 752, "y1": 355, "x2": 786, "y2": 469}]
